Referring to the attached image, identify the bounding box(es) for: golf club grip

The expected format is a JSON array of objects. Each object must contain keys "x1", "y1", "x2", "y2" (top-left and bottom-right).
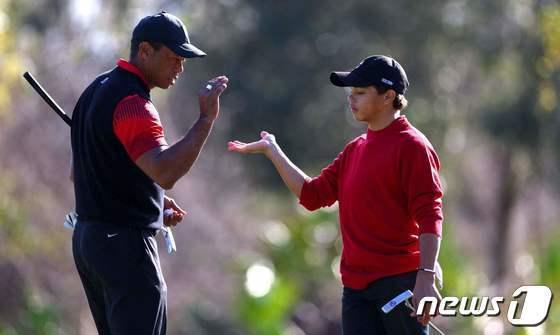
[{"x1": 23, "y1": 72, "x2": 72, "y2": 127}]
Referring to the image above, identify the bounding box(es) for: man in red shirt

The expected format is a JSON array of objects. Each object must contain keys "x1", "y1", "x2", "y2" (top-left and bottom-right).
[{"x1": 228, "y1": 55, "x2": 442, "y2": 334}]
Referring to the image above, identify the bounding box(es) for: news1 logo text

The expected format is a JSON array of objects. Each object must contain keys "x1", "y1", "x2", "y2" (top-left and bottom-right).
[{"x1": 417, "y1": 285, "x2": 553, "y2": 326}]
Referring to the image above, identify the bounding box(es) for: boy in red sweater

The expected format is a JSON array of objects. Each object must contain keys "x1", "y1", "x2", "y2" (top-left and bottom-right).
[{"x1": 228, "y1": 55, "x2": 442, "y2": 334}]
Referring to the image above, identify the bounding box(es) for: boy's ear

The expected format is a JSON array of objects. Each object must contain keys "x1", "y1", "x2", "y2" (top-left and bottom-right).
[{"x1": 385, "y1": 90, "x2": 396, "y2": 104}]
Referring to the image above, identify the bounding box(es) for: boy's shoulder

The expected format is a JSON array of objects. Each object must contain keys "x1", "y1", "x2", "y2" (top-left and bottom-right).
[{"x1": 399, "y1": 122, "x2": 436, "y2": 152}]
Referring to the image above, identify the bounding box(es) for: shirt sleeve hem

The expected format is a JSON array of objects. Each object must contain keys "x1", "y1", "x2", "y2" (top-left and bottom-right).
[{"x1": 130, "y1": 138, "x2": 167, "y2": 161}]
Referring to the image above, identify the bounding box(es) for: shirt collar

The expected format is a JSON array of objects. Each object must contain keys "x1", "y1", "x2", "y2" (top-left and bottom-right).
[
  {"x1": 117, "y1": 59, "x2": 150, "y2": 88},
  {"x1": 366, "y1": 115, "x2": 408, "y2": 141}
]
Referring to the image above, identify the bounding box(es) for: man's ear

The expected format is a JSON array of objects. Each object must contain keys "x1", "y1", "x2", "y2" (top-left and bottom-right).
[{"x1": 138, "y1": 41, "x2": 153, "y2": 60}]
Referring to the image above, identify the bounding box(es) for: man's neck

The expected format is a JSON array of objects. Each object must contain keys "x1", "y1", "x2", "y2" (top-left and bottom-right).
[
  {"x1": 368, "y1": 110, "x2": 401, "y2": 131},
  {"x1": 128, "y1": 58, "x2": 155, "y2": 89}
]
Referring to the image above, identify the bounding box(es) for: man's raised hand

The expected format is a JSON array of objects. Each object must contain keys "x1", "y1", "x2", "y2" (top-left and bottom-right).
[{"x1": 198, "y1": 76, "x2": 229, "y2": 121}]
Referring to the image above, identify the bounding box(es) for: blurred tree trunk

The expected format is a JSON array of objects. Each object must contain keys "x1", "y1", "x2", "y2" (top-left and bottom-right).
[{"x1": 490, "y1": 148, "x2": 518, "y2": 284}]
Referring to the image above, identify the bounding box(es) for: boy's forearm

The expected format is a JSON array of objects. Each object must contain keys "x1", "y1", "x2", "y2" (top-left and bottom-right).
[
  {"x1": 419, "y1": 233, "x2": 440, "y2": 272},
  {"x1": 266, "y1": 144, "x2": 309, "y2": 197}
]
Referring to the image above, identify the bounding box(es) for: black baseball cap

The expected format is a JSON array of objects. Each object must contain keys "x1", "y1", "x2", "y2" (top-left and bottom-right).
[
  {"x1": 330, "y1": 55, "x2": 409, "y2": 94},
  {"x1": 132, "y1": 11, "x2": 206, "y2": 58}
]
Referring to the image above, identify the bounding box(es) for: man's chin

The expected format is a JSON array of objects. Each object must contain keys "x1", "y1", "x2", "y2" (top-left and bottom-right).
[{"x1": 158, "y1": 82, "x2": 173, "y2": 89}]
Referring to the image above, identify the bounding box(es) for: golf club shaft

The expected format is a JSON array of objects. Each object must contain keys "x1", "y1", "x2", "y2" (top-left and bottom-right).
[{"x1": 23, "y1": 71, "x2": 72, "y2": 126}]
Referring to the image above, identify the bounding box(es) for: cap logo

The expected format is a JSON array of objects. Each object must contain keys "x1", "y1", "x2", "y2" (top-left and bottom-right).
[{"x1": 381, "y1": 78, "x2": 394, "y2": 86}]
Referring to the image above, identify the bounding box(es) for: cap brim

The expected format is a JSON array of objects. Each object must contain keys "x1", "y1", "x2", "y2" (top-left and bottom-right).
[
  {"x1": 169, "y1": 43, "x2": 207, "y2": 58},
  {"x1": 329, "y1": 71, "x2": 369, "y2": 87}
]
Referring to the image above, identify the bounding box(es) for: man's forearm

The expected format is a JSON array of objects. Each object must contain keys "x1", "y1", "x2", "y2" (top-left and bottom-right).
[
  {"x1": 266, "y1": 144, "x2": 309, "y2": 197},
  {"x1": 156, "y1": 116, "x2": 214, "y2": 185}
]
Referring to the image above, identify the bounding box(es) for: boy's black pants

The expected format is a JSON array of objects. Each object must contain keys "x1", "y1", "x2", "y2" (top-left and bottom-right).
[{"x1": 342, "y1": 271, "x2": 427, "y2": 335}]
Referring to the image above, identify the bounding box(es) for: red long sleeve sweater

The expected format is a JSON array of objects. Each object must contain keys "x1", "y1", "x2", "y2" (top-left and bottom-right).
[{"x1": 299, "y1": 116, "x2": 443, "y2": 289}]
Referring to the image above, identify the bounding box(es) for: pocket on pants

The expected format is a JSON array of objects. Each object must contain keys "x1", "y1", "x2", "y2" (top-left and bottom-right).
[{"x1": 84, "y1": 226, "x2": 144, "y2": 287}]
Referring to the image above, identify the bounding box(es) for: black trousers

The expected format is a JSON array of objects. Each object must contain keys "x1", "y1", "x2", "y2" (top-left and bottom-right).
[
  {"x1": 72, "y1": 220, "x2": 167, "y2": 335},
  {"x1": 342, "y1": 271, "x2": 427, "y2": 335}
]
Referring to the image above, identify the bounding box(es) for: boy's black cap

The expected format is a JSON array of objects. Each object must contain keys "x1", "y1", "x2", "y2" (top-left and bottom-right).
[
  {"x1": 132, "y1": 11, "x2": 206, "y2": 58},
  {"x1": 330, "y1": 55, "x2": 409, "y2": 94}
]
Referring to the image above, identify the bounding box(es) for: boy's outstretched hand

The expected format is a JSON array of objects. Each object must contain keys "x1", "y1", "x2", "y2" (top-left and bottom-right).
[
  {"x1": 228, "y1": 131, "x2": 276, "y2": 156},
  {"x1": 228, "y1": 130, "x2": 307, "y2": 197}
]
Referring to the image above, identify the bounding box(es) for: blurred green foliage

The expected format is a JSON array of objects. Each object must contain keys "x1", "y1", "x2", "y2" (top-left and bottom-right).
[
  {"x1": 233, "y1": 209, "x2": 340, "y2": 334},
  {"x1": 538, "y1": 230, "x2": 560, "y2": 332},
  {"x1": 0, "y1": 298, "x2": 65, "y2": 335},
  {"x1": 237, "y1": 276, "x2": 299, "y2": 335},
  {"x1": 0, "y1": 1, "x2": 23, "y2": 119}
]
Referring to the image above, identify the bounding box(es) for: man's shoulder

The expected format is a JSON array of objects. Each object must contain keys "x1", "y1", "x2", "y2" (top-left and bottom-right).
[
  {"x1": 90, "y1": 67, "x2": 150, "y2": 100},
  {"x1": 79, "y1": 68, "x2": 115, "y2": 96},
  {"x1": 91, "y1": 68, "x2": 116, "y2": 86}
]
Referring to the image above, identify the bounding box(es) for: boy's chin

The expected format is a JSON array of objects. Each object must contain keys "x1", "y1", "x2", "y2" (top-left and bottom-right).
[{"x1": 352, "y1": 114, "x2": 365, "y2": 122}]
